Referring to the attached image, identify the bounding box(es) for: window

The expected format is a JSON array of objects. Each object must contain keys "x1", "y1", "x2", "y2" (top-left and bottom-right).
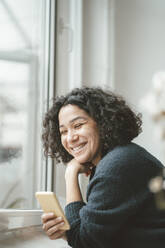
[{"x1": 0, "y1": 0, "x2": 55, "y2": 209}]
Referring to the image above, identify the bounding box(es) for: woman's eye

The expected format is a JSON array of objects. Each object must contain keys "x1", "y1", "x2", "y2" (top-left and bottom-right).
[{"x1": 75, "y1": 123, "x2": 83, "y2": 129}]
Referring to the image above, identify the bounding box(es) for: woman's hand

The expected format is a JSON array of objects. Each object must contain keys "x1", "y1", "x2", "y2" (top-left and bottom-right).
[
  {"x1": 65, "y1": 158, "x2": 94, "y2": 178},
  {"x1": 42, "y1": 213, "x2": 67, "y2": 240}
]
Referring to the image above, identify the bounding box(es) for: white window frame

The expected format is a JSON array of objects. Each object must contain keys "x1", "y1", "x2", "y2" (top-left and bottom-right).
[{"x1": 0, "y1": 0, "x2": 57, "y2": 234}]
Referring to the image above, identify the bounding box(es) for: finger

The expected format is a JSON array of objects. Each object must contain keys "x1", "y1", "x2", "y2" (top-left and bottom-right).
[
  {"x1": 46, "y1": 221, "x2": 65, "y2": 236},
  {"x1": 43, "y1": 217, "x2": 64, "y2": 231},
  {"x1": 42, "y1": 212, "x2": 55, "y2": 223},
  {"x1": 42, "y1": 214, "x2": 63, "y2": 225},
  {"x1": 49, "y1": 230, "x2": 66, "y2": 240}
]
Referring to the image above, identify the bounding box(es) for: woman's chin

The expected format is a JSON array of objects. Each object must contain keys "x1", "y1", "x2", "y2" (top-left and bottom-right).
[{"x1": 74, "y1": 155, "x2": 89, "y2": 164}]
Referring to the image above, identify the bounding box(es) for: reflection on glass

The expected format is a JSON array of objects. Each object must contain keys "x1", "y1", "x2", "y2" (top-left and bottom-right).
[{"x1": 0, "y1": 0, "x2": 45, "y2": 209}]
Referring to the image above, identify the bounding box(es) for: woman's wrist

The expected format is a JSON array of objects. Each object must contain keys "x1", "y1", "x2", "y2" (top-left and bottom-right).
[
  {"x1": 65, "y1": 160, "x2": 83, "y2": 203},
  {"x1": 65, "y1": 166, "x2": 79, "y2": 180}
]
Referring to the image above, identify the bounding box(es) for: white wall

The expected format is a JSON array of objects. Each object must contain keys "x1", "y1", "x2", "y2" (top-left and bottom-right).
[{"x1": 114, "y1": 0, "x2": 165, "y2": 163}]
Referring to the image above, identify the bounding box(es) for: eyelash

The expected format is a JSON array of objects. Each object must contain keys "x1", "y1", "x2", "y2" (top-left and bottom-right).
[
  {"x1": 60, "y1": 123, "x2": 85, "y2": 135},
  {"x1": 74, "y1": 123, "x2": 83, "y2": 128}
]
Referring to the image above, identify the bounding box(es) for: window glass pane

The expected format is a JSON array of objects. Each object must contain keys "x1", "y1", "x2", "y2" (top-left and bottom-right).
[{"x1": 0, "y1": 0, "x2": 46, "y2": 209}]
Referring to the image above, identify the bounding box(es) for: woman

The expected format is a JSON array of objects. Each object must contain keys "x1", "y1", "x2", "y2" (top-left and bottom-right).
[{"x1": 42, "y1": 87, "x2": 165, "y2": 248}]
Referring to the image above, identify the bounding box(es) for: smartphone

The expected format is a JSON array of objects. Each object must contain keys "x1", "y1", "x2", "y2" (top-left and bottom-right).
[{"x1": 35, "y1": 191, "x2": 70, "y2": 230}]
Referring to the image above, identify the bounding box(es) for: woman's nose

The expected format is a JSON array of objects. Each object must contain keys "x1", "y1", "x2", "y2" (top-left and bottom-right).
[{"x1": 67, "y1": 131, "x2": 78, "y2": 143}]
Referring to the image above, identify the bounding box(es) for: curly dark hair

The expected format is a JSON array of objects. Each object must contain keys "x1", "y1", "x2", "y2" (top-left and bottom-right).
[{"x1": 42, "y1": 87, "x2": 142, "y2": 163}]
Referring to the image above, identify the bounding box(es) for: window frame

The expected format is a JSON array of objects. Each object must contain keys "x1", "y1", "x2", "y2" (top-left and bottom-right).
[{"x1": 0, "y1": 0, "x2": 57, "y2": 233}]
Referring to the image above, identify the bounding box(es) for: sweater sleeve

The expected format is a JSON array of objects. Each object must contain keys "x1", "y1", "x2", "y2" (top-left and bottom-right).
[{"x1": 65, "y1": 174, "x2": 140, "y2": 248}]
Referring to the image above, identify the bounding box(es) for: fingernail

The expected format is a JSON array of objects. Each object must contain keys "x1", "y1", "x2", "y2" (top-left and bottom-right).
[
  {"x1": 42, "y1": 214, "x2": 46, "y2": 218},
  {"x1": 57, "y1": 216, "x2": 62, "y2": 221},
  {"x1": 60, "y1": 222, "x2": 64, "y2": 226}
]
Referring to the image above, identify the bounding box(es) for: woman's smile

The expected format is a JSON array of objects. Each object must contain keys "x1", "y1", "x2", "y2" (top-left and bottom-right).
[{"x1": 71, "y1": 142, "x2": 87, "y2": 153}]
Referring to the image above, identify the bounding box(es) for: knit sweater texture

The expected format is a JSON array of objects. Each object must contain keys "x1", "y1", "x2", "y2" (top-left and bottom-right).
[{"x1": 65, "y1": 142, "x2": 165, "y2": 248}]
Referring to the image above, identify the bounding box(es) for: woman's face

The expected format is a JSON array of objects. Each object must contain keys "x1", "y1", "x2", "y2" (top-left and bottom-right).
[{"x1": 58, "y1": 104, "x2": 101, "y2": 165}]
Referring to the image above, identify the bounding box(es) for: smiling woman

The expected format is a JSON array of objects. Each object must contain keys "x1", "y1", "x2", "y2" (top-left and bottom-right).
[{"x1": 41, "y1": 87, "x2": 165, "y2": 248}]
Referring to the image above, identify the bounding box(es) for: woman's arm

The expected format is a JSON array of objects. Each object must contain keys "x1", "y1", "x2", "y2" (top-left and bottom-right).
[{"x1": 65, "y1": 159, "x2": 90, "y2": 204}]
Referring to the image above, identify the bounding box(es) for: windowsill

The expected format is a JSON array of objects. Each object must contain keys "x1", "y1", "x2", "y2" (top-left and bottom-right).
[
  {"x1": 0, "y1": 209, "x2": 43, "y2": 234},
  {"x1": 0, "y1": 209, "x2": 70, "y2": 247},
  {"x1": 0, "y1": 198, "x2": 68, "y2": 247}
]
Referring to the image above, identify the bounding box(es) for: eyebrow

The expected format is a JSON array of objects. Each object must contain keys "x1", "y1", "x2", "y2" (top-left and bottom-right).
[{"x1": 59, "y1": 116, "x2": 87, "y2": 128}]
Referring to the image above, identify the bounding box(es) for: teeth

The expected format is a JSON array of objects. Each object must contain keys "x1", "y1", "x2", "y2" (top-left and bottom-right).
[{"x1": 72, "y1": 144, "x2": 85, "y2": 151}]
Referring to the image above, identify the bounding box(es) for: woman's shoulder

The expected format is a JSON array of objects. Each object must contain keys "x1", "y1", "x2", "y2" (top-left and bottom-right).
[
  {"x1": 99, "y1": 142, "x2": 145, "y2": 167},
  {"x1": 103, "y1": 142, "x2": 163, "y2": 165},
  {"x1": 106, "y1": 142, "x2": 151, "y2": 158},
  {"x1": 96, "y1": 142, "x2": 163, "y2": 178}
]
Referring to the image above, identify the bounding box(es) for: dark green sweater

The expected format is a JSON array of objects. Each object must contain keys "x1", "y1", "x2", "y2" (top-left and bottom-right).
[{"x1": 65, "y1": 143, "x2": 165, "y2": 248}]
